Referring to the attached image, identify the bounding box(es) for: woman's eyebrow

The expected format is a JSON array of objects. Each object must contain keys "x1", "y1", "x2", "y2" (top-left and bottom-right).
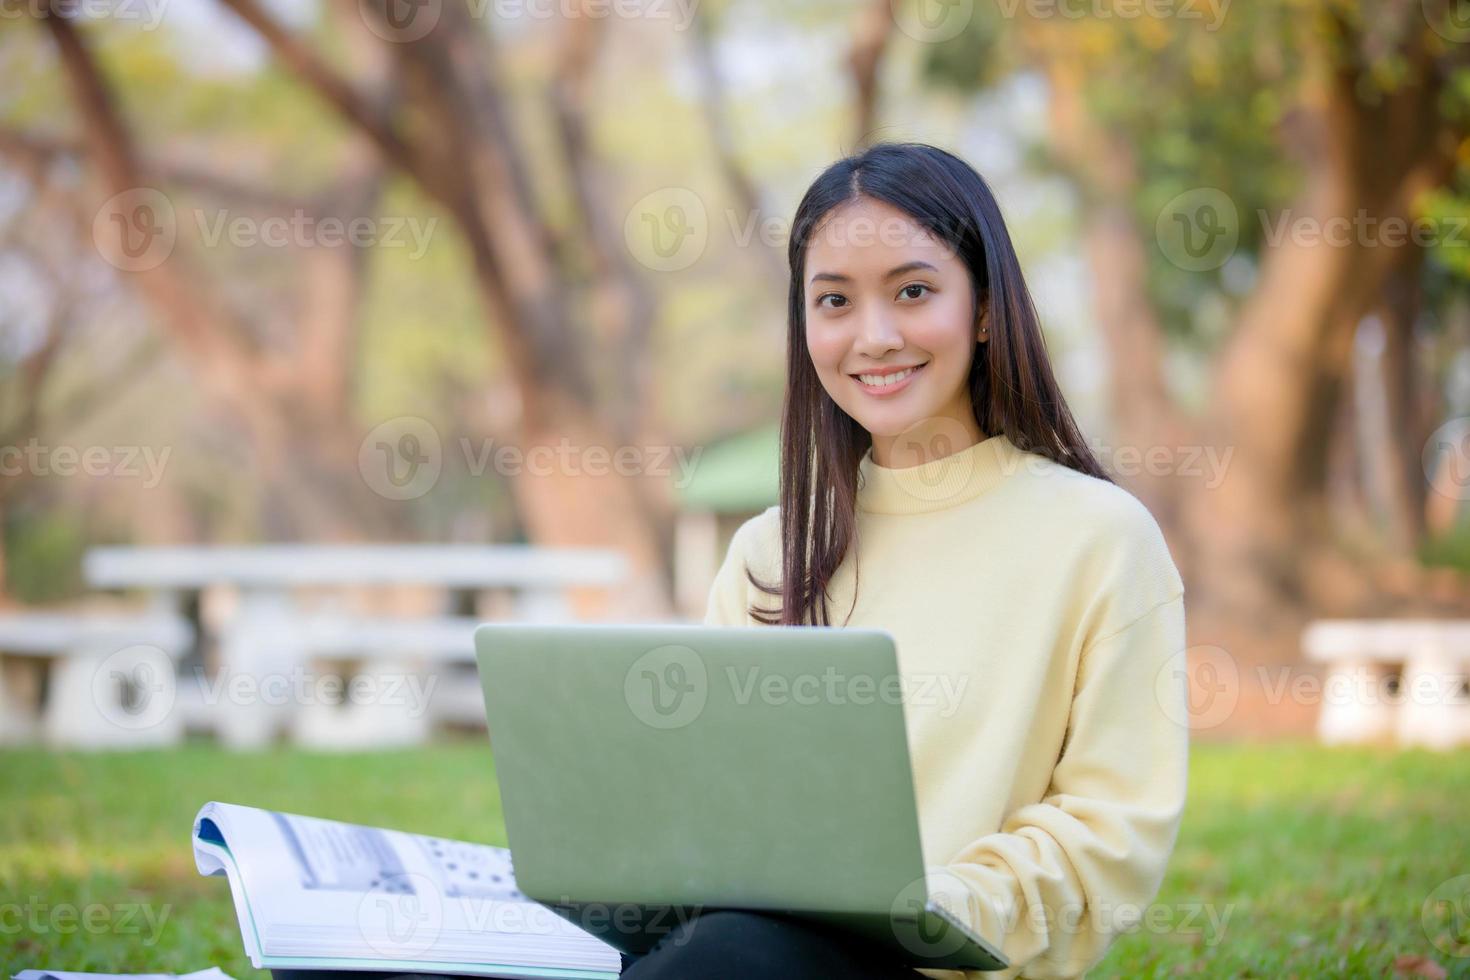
[{"x1": 809, "y1": 260, "x2": 939, "y2": 285}]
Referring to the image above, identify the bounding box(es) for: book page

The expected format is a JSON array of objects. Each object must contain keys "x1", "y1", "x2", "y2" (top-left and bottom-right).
[
  {"x1": 13, "y1": 971, "x2": 234, "y2": 980},
  {"x1": 192, "y1": 802, "x2": 620, "y2": 977},
  {"x1": 267, "y1": 809, "x2": 520, "y2": 900}
]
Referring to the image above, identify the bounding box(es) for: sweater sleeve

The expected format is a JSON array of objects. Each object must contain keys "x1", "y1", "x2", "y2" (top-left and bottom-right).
[
  {"x1": 702, "y1": 510, "x2": 769, "y2": 627},
  {"x1": 926, "y1": 590, "x2": 1189, "y2": 978}
]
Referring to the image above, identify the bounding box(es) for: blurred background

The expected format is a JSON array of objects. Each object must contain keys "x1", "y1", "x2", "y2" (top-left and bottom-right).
[{"x1": 4, "y1": 0, "x2": 1470, "y2": 975}]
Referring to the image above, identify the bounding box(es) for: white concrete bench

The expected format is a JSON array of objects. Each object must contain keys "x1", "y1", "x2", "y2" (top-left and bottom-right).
[
  {"x1": 0, "y1": 613, "x2": 194, "y2": 748},
  {"x1": 1302, "y1": 620, "x2": 1470, "y2": 750},
  {"x1": 284, "y1": 614, "x2": 482, "y2": 750},
  {"x1": 85, "y1": 545, "x2": 628, "y2": 749}
]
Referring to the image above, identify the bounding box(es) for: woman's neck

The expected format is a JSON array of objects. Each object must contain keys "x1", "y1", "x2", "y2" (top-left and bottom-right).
[{"x1": 869, "y1": 413, "x2": 985, "y2": 468}]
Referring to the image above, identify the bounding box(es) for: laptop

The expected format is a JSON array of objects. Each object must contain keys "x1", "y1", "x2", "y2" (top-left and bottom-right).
[{"x1": 473, "y1": 622, "x2": 1008, "y2": 973}]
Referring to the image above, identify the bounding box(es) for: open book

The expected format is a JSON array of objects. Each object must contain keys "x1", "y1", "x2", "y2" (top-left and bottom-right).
[{"x1": 192, "y1": 802, "x2": 623, "y2": 979}]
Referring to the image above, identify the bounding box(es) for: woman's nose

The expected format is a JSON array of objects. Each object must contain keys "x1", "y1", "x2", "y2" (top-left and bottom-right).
[{"x1": 852, "y1": 307, "x2": 902, "y2": 357}]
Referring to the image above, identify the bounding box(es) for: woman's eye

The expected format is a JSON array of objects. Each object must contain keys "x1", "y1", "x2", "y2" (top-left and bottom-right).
[
  {"x1": 899, "y1": 283, "x2": 931, "y2": 301},
  {"x1": 816, "y1": 293, "x2": 848, "y2": 309}
]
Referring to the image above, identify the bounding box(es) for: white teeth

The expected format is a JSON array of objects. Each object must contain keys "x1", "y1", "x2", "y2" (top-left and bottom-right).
[{"x1": 857, "y1": 366, "x2": 919, "y2": 387}]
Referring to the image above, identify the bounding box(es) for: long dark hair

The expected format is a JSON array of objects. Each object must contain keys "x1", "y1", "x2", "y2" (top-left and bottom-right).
[{"x1": 746, "y1": 142, "x2": 1111, "y2": 627}]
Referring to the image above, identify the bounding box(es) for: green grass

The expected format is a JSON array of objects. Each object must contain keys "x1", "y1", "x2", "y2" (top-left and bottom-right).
[{"x1": 2, "y1": 739, "x2": 1468, "y2": 978}]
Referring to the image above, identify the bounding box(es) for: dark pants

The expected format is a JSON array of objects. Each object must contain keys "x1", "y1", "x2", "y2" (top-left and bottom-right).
[
  {"x1": 617, "y1": 910, "x2": 922, "y2": 979},
  {"x1": 270, "y1": 911, "x2": 923, "y2": 980}
]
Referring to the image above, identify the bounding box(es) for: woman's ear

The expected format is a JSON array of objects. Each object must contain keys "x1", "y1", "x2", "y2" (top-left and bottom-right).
[{"x1": 976, "y1": 306, "x2": 990, "y2": 342}]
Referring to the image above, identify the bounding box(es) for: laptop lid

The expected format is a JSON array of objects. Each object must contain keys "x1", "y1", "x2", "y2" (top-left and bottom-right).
[{"x1": 474, "y1": 622, "x2": 1007, "y2": 971}]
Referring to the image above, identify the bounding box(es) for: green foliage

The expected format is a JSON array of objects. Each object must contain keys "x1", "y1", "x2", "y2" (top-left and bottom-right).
[
  {"x1": 1419, "y1": 511, "x2": 1470, "y2": 571},
  {"x1": 1419, "y1": 162, "x2": 1470, "y2": 285},
  {"x1": 914, "y1": 3, "x2": 1015, "y2": 93},
  {"x1": 2, "y1": 506, "x2": 86, "y2": 604},
  {"x1": 916, "y1": 2, "x2": 1470, "y2": 347}
]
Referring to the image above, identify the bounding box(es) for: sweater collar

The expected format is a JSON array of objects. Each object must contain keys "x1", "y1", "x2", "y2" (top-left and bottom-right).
[{"x1": 856, "y1": 432, "x2": 1020, "y2": 514}]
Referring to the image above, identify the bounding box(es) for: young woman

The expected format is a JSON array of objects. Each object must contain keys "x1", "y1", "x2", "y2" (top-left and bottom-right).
[{"x1": 621, "y1": 143, "x2": 1188, "y2": 979}]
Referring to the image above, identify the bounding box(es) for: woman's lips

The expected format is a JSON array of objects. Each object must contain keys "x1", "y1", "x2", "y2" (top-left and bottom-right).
[{"x1": 851, "y1": 362, "x2": 926, "y2": 397}]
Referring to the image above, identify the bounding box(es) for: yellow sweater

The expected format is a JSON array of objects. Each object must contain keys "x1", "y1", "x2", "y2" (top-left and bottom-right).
[{"x1": 702, "y1": 432, "x2": 1188, "y2": 979}]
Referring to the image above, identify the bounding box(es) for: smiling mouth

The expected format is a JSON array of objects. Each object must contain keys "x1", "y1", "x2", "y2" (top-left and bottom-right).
[{"x1": 850, "y1": 362, "x2": 927, "y2": 389}]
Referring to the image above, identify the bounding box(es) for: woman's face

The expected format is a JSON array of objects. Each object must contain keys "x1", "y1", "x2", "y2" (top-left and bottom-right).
[{"x1": 802, "y1": 195, "x2": 987, "y2": 467}]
